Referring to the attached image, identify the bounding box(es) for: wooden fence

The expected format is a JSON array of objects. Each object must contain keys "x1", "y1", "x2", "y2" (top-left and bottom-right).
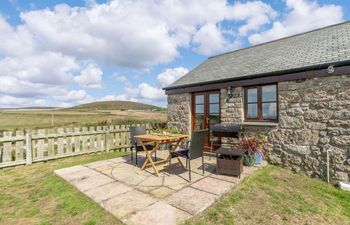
[{"x1": 0, "y1": 123, "x2": 165, "y2": 169}]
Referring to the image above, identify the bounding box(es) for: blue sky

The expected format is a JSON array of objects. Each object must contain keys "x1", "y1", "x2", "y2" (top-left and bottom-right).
[{"x1": 0, "y1": 0, "x2": 348, "y2": 108}]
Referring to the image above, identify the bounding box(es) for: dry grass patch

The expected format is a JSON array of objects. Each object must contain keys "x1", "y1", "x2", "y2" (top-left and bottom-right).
[
  {"x1": 0, "y1": 151, "x2": 128, "y2": 225},
  {"x1": 185, "y1": 165, "x2": 350, "y2": 225}
]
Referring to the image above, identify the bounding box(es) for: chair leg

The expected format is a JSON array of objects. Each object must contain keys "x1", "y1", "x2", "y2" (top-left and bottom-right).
[
  {"x1": 202, "y1": 156, "x2": 205, "y2": 175},
  {"x1": 155, "y1": 151, "x2": 157, "y2": 162},
  {"x1": 131, "y1": 147, "x2": 133, "y2": 161},
  {"x1": 188, "y1": 159, "x2": 191, "y2": 181},
  {"x1": 135, "y1": 151, "x2": 138, "y2": 166}
]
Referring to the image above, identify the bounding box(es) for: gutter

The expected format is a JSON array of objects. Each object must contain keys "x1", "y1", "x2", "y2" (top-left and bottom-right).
[{"x1": 163, "y1": 59, "x2": 350, "y2": 91}]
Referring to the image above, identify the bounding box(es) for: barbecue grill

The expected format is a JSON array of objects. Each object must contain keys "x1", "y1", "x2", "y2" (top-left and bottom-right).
[{"x1": 211, "y1": 123, "x2": 245, "y2": 177}]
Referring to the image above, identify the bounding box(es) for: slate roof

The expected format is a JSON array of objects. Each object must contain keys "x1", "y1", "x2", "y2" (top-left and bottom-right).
[{"x1": 165, "y1": 21, "x2": 350, "y2": 90}]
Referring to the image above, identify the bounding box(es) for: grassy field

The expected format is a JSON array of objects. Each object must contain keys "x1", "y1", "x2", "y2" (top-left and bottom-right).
[
  {"x1": 186, "y1": 165, "x2": 350, "y2": 225},
  {"x1": 1, "y1": 153, "x2": 349, "y2": 225},
  {"x1": 0, "y1": 151, "x2": 127, "y2": 225},
  {"x1": 65, "y1": 101, "x2": 164, "y2": 111},
  {"x1": 0, "y1": 101, "x2": 167, "y2": 130},
  {"x1": 0, "y1": 109, "x2": 166, "y2": 130}
]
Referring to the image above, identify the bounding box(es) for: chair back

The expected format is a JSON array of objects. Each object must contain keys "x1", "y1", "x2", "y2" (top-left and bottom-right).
[
  {"x1": 189, "y1": 129, "x2": 208, "y2": 159},
  {"x1": 130, "y1": 126, "x2": 146, "y2": 145}
]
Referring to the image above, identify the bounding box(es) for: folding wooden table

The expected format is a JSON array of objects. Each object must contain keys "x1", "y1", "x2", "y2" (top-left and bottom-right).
[{"x1": 134, "y1": 133, "x2": 188, "y2": 176}]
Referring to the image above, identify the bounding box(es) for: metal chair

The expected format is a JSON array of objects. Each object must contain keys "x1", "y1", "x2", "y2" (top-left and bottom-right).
[
  {"x1": 169, "y1": 129, "x2": 208, "y2": 181},
  {"x1": 129, "y1": 126, "x2": 156, "y2": 165}
]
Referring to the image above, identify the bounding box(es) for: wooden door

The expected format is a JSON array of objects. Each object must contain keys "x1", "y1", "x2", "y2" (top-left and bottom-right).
[{"x1": 192, "y1": 91, "x2": 220, "y2": 150}]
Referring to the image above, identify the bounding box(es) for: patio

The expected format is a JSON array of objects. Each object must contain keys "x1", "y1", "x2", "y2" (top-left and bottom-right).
[{"x1": 55, "y1": 150, "x2": 266, "y2": 225}]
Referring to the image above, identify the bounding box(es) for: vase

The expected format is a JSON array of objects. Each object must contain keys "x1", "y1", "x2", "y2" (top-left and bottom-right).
[
  {"x1": 243, "y1": 154, "x2": 256, "y2": 167},
  {"x1": 255, "y1": 151, "x2": 263, "y2": 164}
]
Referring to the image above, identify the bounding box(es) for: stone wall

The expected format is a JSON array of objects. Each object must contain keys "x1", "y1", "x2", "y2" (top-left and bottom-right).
[
  {"x1": 166, "y1": 74, "x2": 350, "y2": 182},
  {"x1": 270, "y1": 74, "x2": 350, "y2": 182},
  {"x1": 167, "y1": 93, "x2": 191, "y2": 135}
]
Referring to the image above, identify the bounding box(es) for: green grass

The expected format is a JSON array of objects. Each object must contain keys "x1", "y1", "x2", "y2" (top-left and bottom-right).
[
  {"x1": 185, "y1": 165, "x2": 350, "y2": 225},
  {"x1": 0, "y1": 151, "x2": 128, "y2": 225}
]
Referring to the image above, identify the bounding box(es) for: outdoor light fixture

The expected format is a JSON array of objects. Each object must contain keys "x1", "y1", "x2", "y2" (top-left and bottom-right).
[{"x1": 227, "y1": 86, "x2": 234, "y2": 98}]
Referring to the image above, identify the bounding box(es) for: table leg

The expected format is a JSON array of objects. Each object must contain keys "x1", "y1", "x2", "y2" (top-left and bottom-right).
[{"x1": 141, "y1": 142, "x2": 160, "y2": 176}]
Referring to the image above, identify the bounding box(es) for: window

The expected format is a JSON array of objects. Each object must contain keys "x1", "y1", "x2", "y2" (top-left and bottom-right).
[{"x1": 244, "y1": 84, "x2": 278, "y2": 122}]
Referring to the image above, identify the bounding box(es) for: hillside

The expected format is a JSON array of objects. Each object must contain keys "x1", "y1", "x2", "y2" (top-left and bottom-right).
[{"x1": 65, "y1": 101, "x2": 164, "y2": 111}]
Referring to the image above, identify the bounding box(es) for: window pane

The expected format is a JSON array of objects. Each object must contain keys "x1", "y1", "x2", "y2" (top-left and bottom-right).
[
  {"x1": 262, "y1": 102, "x2": 277, "y2": 119},
  {"x1": 247, "y1": 104, "x2": 258, "y2": 118},
  {"x1": 195, "y1": 115, "x2": 205, "y2": 130},
  {"x1": 209, "y1": 115, "x2": 220, "y2": 127},
  {"x1": 195, "y1": 95, "x2": 204, "y2": 104},
  {"x1": 195, "y1": 104, "x2": 204, "y2": 114},
  {"x1": 209, "y1": 93, "x2": 219, "y2": 103},
  {"x1": 247, "y1": 88, "x2": 257, "y2": 103},
  {"x1": 262, "y1": 85, "x2": 276, "y2": 102},
  {"x1": 209, "y1": 103, "x2": 219, "y2": 114}
]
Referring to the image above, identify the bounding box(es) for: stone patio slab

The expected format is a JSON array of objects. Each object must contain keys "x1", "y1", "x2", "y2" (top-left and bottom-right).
[
  {"x1": 123, "y1": 201, "x2": 191, "y2": 225},
  {"x1": 150, "y1": 186, "x2": 175, "y2": 199},
  {"x1": 71, "y1": 173, "x2": 114, "y2": 192},
  {"x1": 85, "y1": 160, "x2": 115, "y2": 169},
  {"x1": 165, "y1": 186, "x2": 217, "y2": 215},
  {"x1": 55, "y1": 166, "x2": 101, "y2": 182},
  {"x1": 191, "y1": 177, "x2": 234, "y2": 196},
  {"x1": 85, "y1": 181, "x2": 133, "y2": 203},
  {"x1": 55, "y1": 151, "x2": 266, "y2": 225},
  {"x1": 102, "y1": 189, "x2": 157, "y2": 218}
]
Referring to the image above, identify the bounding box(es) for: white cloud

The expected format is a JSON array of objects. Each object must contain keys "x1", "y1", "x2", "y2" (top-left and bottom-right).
[
  {"x1": 157, "y1": 67, "x2": 189, "y2": 87},
  {"x1": 33, "y1": 99, "x2": 47, "y2": 106},
  {"x1": 192, "y1": 23, "x2": 240, "y2": 56},
  {"x1": 74, "y1": 63, "x2": 103, "y2": 88},
  {"x1": 53, "y1": 90, "x2": 93, "y2": 105},
  {"x1": 0, "y1": 95, "x2": 28, "y2": 108},
  {"x1": 0, "y1": 0, "x2": 344, "y2": 108},
  {"x1": 249, "y1": 0, "x2": 343, "y2": 44}
]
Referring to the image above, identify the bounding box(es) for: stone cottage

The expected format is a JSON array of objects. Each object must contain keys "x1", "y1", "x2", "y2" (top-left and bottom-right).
[{"x1": 163, "y1": 22, "x2": 350, "y2": 182}]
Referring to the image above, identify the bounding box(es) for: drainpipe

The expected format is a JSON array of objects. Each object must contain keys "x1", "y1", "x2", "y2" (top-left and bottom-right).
[{"x1": 327, "y1": 149, "x2": 332, "y2": 183}]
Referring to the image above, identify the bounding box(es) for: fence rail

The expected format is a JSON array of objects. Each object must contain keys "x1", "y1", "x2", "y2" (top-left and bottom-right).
[{"x1": 0, "y1": 123, "x2": 165, "y2": 169}]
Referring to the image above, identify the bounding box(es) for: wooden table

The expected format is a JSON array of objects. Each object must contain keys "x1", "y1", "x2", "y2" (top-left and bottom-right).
[{"x1": 135, "y1": 133, "x2": 188, "y2": 176}]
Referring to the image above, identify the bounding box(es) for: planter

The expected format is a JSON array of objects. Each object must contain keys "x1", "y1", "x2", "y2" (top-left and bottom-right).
[
  {"x1": 255, "y1": 151, "x2": 263, "y2": 164},
  {"x1": 243, "y1": 154, "x2": 256, "y2": 167}
]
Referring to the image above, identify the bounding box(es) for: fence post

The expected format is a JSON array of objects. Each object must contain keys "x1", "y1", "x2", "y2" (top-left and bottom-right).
[
  {"x1": 105, "y1": 127, "x2": 110, "y2": 152},
  {"x1": 25, "y1": 132, "x2": 32, "y2": 165}
]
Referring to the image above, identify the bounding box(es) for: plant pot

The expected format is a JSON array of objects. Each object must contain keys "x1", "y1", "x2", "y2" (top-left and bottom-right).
[
  {"x1": 255, "y1": 151, "x2": 263, "y2": 164},
  {"x1": 243, "y1": 154, "x2": 256, "y2": 167}
]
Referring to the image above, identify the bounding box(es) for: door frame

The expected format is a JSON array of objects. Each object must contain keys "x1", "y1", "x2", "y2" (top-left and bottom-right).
[{"x1": 191, "y1": 90, "x2": 221, "y2": 149}]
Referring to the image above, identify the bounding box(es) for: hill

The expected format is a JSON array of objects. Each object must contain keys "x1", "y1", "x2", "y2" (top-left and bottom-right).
[{"x1": 65, "y1": 101, "x2": 164, "y2": 111}]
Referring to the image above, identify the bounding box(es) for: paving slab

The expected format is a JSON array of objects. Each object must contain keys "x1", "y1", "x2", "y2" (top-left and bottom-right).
[
  {"x1": 56, "y1": 155, "x2": 266, "y2": 225},
  {"x1": 85, "y1": 160, "x2": 115, "y2": 169},
  {"x1": 150, "y1": 186, "x2": 175, "y2": 199},
  {"x1": 71, "y1": 173, "x2": 114, "y2": 192},
  {"x1": 54, "y1": 165, "x2": 91, "y2": 178},
  {"x1": 191, "y1": 177, "x2": 234, "y2": 196},
  {"x1": 166, "y1": 187, "x2": 217, "y2": 215},
  {"x1": 84, "y1": 181, "x2": 133, "y2": 203},
  {"x1": 123, "y1": 201, "x2": 191, "y2": 225},
  {"x1": 108, "y1": 157, "x2": 129, "y2": 164},
  {"x1": 102, "y1": 189, "x2": 157, "y2": 218},
  {"x1": 209, "y1": 173, "x2": 241, "y2": 183},
  {"x1": 55, "y1": 166, "x2": 103, "y2": 182}
]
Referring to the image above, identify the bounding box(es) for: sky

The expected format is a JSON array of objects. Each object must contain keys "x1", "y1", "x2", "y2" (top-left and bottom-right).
[{"x1": 0, "y1": 0, "x2": 348, "y2": 108}]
